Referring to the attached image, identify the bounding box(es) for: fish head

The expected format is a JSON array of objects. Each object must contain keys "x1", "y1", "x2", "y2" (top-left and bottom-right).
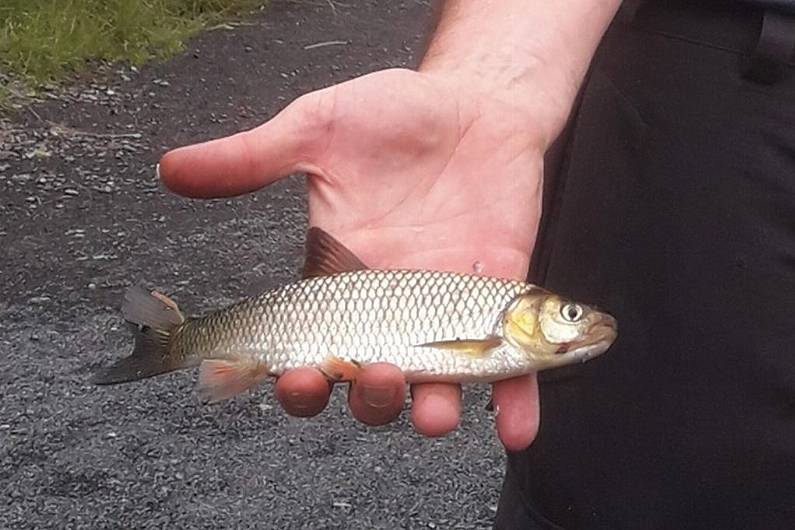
[{"x1": 502, "y1": 290, "x2": 617, "y2": 369}]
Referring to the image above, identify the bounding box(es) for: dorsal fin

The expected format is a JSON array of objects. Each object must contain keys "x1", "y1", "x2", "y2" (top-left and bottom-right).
[{"x1": 302, "y1": 227, "x2": 368, "y2": 278}]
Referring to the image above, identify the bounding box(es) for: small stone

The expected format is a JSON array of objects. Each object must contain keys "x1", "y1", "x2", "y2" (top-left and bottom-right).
[
  {"x1": 64, "y1": 188, "x2": 79, "y2": 196},
  {"x1": 26, "y1": 147, "x2": 51, "y2": 159},
  {"x1": 28, "y1": 296, "x2": 51, "y2": 304}
]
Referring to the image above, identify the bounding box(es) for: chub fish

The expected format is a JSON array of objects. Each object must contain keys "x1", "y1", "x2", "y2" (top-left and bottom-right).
[{"x1": 93, "y1": 228, "x2": 617, "y2": 402}]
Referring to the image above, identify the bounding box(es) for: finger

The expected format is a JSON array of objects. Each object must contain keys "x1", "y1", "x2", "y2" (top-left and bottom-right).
[
  {"x1": 410, "y1": 383, "x2": 461, "y2": 437},
  {"x1": 274, "y1": 367, "x2": 332, "y2": 417},
  {"x1": 348, "y1": 363, "x2": 406, "y2": 426},
  {"x1": 491, "y1": 374, "x2": 540, "y2": 452},
  {"x1": 158, "y1": 91, "x2": 330, "y2": 198}
]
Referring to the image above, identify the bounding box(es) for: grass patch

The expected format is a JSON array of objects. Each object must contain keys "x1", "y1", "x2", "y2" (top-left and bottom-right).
[{"x1": 0, "y1": 0, "x2": 264, "y2": 102}]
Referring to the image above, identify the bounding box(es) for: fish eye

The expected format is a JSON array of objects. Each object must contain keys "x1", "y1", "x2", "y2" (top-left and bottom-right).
[{"x1": 560, "y1": 303, "x2": 584, "y2": 322}]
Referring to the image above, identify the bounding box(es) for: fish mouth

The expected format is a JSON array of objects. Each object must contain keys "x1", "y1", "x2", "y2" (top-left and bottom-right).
[{"x1": 557, "y1": 314, "x2": 618, "y2": 360}]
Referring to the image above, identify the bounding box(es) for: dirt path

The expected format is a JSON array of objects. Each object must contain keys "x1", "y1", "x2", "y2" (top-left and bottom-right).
[{"x1": 0, "y1": 2, "x2": 507, "y2": 529}]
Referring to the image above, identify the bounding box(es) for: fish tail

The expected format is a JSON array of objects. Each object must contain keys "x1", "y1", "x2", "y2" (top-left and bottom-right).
[{"x1": 92, "y1": 287, "x2": 189, "y2": 385}]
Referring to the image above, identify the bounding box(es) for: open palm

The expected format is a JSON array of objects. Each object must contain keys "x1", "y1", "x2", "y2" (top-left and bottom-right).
[{"x1": 160, "y1": 68, "x2": 546, "y2": 450}]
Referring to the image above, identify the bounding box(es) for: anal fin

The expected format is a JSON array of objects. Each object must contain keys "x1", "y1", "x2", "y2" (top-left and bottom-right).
[
  {"x1": 417, "y1": 337, "x2": 503, "y2": 358},
  {"x1": 198, "y1": 359, "x2": 270, "y2": 403}
]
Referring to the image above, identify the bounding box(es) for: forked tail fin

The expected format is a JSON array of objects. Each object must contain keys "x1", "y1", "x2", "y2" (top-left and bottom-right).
[{"x1": 92, "y1": 287, "x2": 188, "y2": 385}]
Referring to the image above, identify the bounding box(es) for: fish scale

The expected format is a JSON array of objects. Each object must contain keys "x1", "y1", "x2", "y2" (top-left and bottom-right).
[{"x1": 175, "y1": 270, "x2": 533, "y2": 382}]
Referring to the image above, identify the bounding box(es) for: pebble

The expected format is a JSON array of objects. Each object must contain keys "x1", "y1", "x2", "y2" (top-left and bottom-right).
[{"x1": 28, "y1": 296, "x2": 51, "y2": 304}]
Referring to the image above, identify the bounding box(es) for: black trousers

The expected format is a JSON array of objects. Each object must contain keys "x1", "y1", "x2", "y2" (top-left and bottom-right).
[{"x1": 496, "y1": 2, "x2": 795, "y2": 529}]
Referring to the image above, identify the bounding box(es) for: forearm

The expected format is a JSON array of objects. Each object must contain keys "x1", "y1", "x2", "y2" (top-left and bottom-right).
[{"x1": 421, "y1": 0, "x2": 621, "y2": 140}]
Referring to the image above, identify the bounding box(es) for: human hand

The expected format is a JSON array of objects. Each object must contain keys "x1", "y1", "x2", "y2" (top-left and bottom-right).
[{"x1": 159, "y1": 67, "x2": 552, "y2": 451}]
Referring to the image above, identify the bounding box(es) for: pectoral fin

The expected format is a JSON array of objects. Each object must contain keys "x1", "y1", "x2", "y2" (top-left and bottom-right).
[{"x1": 417, "y1": 337, "x2": 503, "y2": 358}]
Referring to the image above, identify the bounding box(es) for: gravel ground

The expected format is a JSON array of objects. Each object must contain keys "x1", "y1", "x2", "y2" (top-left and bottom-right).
[{"x1": 1, "y1": 2, "x2": 509, "y2": 529}]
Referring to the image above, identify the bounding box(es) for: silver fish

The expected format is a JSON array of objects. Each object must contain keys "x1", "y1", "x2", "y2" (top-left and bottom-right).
[{"x1": 93, "y1": 228, "x2": 617, "y2": 402}]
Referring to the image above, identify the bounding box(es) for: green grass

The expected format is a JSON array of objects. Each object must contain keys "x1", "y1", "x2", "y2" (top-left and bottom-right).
[{"x1": 0, "y1": 0, "x2": 263, "y2": 102}]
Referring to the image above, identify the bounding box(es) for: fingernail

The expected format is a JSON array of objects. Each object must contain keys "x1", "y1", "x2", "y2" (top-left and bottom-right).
[
  {"x1": 362, "y1": 385, "x2": 396, "y2": 409},
  {"x1": 287, "y1": 391, "x2": 315, "y2": 410}
]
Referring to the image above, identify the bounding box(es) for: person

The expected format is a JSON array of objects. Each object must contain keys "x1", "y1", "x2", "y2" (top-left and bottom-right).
[{"x1": 157, "y1": 0, "x2": 795, "y2": 528}]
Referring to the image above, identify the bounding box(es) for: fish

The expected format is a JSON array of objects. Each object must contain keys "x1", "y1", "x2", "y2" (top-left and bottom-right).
[{"x1": 92, "y1": 227, "x2": 617, "y2": 402}]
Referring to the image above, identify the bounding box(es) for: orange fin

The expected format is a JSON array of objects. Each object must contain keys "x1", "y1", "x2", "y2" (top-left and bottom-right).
[
  {"x1": 417, "y1": 337, "x2": 503, "y2": 358},
  {"x1": 197, "y1": 359, "x2": 270, "y2": 403},
  {"x1": 302, "y1": 227, "x2": 368, "y2": 278},
  {"x1": 319, "y1": 356, "x2": 363, "y2": 382}
]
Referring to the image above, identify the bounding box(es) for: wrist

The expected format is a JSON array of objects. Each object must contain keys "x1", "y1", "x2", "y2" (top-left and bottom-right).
[
  {"x1": 418, "y1": 0, "x2": 621, "y2": 144},
  {"x1": 418, "y1": 57, "x2": 578, "y2": 146}
]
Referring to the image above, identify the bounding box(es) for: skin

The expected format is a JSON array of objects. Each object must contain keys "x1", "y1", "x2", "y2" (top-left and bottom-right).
[{"x1": 158, "y1": 0, "x2": 620, "y2": 451}]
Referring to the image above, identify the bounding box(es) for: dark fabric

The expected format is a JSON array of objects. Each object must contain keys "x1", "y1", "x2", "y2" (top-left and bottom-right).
[
  {"x1": 497, "y1": 2, "x2": 795, "y2": 529},
  {"x1": 659, "y1": 0, "x2": 795, "y2": 16},
  {"x1": 743, "y1": 11, "x2": 795, "y2": 83},
  {"x1": 739, "y1": 0, "x2": 795, "y2": 14}
]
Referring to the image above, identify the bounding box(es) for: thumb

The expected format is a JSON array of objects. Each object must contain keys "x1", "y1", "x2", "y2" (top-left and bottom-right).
[{"x1": 158, "y1": 91, "x2": 330, "y2": 198}]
